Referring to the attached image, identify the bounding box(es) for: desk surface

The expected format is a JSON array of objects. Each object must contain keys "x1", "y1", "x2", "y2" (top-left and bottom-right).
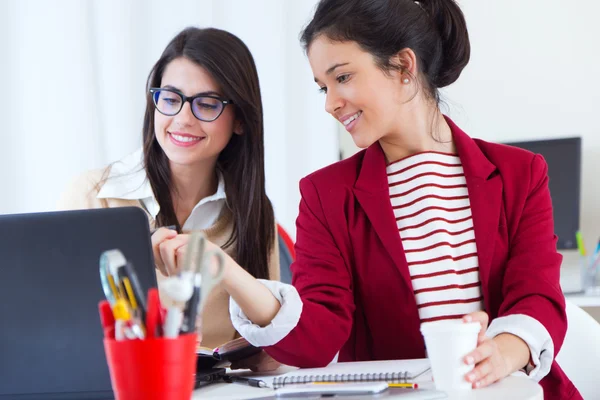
[{"x1": 193, "y1": 370, "x2": 542, "y2": 400}]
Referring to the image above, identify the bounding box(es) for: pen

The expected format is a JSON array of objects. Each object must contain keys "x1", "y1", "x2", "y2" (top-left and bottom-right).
[
  {"x1": 145, "y1": 288, "x2": 161, "y2": 338},
  {"x1": 576, "y1": 231, "x2": 586, "y2": 257},
  {"x1": 163, "y1": 306, "x2": 183, "y2": 338},
  {"x1": 123, "y1": 262, "x2": 147, "y2": 322},
  {"x1": 180, "y1": 273, "x2": 201, "y2": 334},
  {"x1": 312, "y1": 382, "x2": 418, "y2": 389},
  {"x1": 388, "y1": 383, "x2": 419, "y2": 389},
  {"x1": 98, "y1": 300, "x2": 115, "y2": 339},
  {"x1": 224, "y1": 376, "x2": 268, "y2": 388}
]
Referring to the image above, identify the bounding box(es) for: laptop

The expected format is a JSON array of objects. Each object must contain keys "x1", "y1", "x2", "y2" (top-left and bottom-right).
[{"x1": 0, "y1": 207, "x2": 157, "y2": 399}]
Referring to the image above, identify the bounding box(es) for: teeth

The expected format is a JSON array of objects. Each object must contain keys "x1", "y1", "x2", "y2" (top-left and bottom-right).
[
  {"x1": 343, "y1": 111, "x2": 362, "y2": 126},
  {"x1": 171, "y1": 134, "x2": 201, "y2": 142}
]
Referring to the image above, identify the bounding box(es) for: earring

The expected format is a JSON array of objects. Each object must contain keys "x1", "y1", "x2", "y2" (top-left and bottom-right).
[{"x1": 403, "y1": 78, "x2": 410, "y2": 84}]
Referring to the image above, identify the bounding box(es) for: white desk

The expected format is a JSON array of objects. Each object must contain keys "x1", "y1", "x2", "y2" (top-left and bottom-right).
[{"x1": 192, "y1": 367, "x2": 542, "y2": 400}]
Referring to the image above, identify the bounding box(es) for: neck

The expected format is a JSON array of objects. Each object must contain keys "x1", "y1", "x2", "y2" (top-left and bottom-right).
[
  {"x1": 170, "y1": 159, "x2": 219, "y2": 225},
  {"x1": 379, "y1": 103, "x2": 456, "y2": 164}
]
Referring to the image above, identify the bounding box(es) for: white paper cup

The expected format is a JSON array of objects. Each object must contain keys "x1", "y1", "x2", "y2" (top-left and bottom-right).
[{"x1": 420, "y1": 320, "x2": 481, "y2": 391}]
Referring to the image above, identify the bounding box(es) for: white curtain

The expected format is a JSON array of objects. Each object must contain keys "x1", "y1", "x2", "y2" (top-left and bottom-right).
[{"x1": 0, "y1": 0, "x2": 339, "y2": 236}]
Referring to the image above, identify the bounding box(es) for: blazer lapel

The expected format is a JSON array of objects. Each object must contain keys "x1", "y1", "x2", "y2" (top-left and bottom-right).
[
  {"x1": 448, "y1": 117, "x2": 502, "y2": 308},
  {"x1": 353, "y1": 143, "x2": 414, "y2": 291}
]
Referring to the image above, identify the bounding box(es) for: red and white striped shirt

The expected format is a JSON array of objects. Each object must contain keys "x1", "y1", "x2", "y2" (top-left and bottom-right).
[{"x1": 387, "y1": 151, "x2": 484, "y2": 323}]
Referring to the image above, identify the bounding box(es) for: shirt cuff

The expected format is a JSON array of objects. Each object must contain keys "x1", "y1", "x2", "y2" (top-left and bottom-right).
[
  {"x1": 486, "y1": 314, "x2": 554, "y2": 381},
  {"x1": 229, "y1": 279, "x2": 302, "y2": 347}
]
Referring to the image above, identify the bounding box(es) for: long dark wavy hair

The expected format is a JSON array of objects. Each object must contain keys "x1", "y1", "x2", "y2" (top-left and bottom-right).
[{"x1": 142, "y1": 27, "x2": 274, "y2": 279}]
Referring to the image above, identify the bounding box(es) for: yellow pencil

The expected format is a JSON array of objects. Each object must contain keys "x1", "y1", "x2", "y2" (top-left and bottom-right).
[
  {"x1": 388, "y1": 383, "x2": 418, "y2": 389},
  {"x1": 312, "y1": 382, "x2": 418, "y2": 389}
]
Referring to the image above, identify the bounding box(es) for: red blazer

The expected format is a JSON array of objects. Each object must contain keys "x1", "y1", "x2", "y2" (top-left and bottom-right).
[{"x1": 264, "y1": 117, "x2": 581, "y2": 399}]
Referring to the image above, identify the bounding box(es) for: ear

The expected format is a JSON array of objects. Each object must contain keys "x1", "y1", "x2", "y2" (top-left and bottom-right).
[
  {"x1": 390, "y1": 48, "x2": 418, "y2": 82},
  {"x1": 233, "y1": 120, "x2": 243, "y2": 135}
]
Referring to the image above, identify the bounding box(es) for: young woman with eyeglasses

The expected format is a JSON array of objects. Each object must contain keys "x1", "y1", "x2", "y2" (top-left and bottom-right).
[{"x1": 58, "y1": 27, "x2": 281, "y2": 371}]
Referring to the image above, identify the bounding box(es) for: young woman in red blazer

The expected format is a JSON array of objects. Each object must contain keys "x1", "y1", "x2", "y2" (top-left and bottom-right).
[{"x1": 200, "y1": 0, "x2": 581, "y2": 397}]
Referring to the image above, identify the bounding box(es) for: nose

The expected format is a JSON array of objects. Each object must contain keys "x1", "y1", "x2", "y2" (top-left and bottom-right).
[
  {"x1": 173, "y1": 100, "x2": 196, "y2": 127},
  {"x1": 324, "y1": 89, "x2": 344, "y2": 116}
]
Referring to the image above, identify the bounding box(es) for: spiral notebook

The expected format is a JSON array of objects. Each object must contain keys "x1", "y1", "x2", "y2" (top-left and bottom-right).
[{"x1": 270, "y1": 359, "x2": 431, "y2": 389}]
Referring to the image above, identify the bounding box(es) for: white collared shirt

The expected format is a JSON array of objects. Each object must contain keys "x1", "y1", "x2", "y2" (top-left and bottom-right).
[{"x1": 97, "y1": 148, "x2": 226, "y2": 230}]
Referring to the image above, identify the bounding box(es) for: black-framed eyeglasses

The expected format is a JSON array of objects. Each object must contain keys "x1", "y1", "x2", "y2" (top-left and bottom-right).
[{"x1": 149, "y1": 87, "x2": 234, "y2": 122}]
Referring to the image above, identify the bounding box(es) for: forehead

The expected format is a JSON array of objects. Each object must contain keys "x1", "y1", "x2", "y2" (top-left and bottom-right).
[
  {"x1": 160, "y1": 57, "x2": 221, "y2": 95},
  {"x1": 308, "y1": 36, "x2": 374, "y2": 79}
]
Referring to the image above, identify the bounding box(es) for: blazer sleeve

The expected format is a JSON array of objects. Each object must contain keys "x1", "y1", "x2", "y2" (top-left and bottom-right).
[
  {"x1": 263, "y1": 177, "x2": 355, "y2": 367},
  {"x1": 498, "y1": 154, "x2": 566, "y2": 355}
]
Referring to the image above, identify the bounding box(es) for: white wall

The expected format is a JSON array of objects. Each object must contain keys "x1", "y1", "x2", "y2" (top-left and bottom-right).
[
  {"x1": 4, "y1": 0, "x2": 597, "y2": 241},
  {"x1": 340, "y1": 0, "x2": 600, "y2": 245},
  {"x1": 0, "y1": 0, "x2": 338, "y2": 237},
  {"x1": 448, "y1": 0, "x2": 600, "y2": 249}
]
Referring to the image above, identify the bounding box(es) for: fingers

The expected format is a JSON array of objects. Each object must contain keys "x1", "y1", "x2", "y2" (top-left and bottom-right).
[
  {"x1": 463, "y1": 311, "x2": 489, "y2": 342},
  {"x1": 253, "y1": 357, "x2": 281, "y2": 372},
  {"x1": 151, "y1": 228, "x2": 178, "y2": 275},
  {"x1": 464, "y1": 337, "x2": 496, "y2": 366},
  {"x1": 176, "y1": 246, "x2": 187, "y2": 273},
  {"x1": 159, "y1": 235, "x2": 189, "y2": 276},
  {"x1": 250, "y1": 351, "x2": 282, "y2": 372},
  {"x1": 464, "y1": 338, "x2": 504, "y2": 389},
  {"x1": 465, "y1": 358, "x2": 495, "y2": 389}
]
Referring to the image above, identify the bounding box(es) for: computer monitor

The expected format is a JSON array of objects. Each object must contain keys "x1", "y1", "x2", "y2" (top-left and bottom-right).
[{"x1": 504, "y1": 137, "x2": 581, "y2": 250}]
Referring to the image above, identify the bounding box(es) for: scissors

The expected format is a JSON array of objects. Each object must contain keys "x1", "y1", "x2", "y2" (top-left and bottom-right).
[
  {"x1": 99, "y1": 249, "x2": 147, "y2": 339},
  {"x1": 160, "y1": 232, "x2": 226, "y2": 334}
]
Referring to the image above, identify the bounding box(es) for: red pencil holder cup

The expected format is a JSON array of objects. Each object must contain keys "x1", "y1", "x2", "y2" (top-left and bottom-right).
[{"x1": 103, "y1": 334, "x2": 198, "y2": 400}]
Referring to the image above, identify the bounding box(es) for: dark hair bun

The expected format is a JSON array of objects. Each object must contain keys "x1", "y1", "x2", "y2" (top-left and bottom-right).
[{"x1": 418, "y1": 0, "x2": 470, "y2": 88}]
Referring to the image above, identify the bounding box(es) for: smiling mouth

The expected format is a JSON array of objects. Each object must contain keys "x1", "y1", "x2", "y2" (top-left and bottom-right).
[
  {"x1": 169, "y1": 132, "x2": 202, "y2": 142},
  {"x1": 342, "y1": 111, "x2": 362, "y2": 127},
  {"x1": 168, "y1": 132, "x2": 205, "y2": 147}
]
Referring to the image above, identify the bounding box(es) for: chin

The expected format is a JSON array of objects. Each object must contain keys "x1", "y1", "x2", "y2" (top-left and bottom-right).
[
  {"x1": 351, "y1": 134, "x2": 377, "y2": 149},
  {"x1": 161, "y1": 148, "x2": 198, "y2": 165}
]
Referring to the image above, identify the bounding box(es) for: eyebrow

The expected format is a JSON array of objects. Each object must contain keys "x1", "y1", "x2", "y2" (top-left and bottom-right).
[
  {"x1": 162, "y1": 85, "x2": 222, "y2": 97},
  {"x1": 314, "y1": 62, "x2": 350, "y2": 83}
]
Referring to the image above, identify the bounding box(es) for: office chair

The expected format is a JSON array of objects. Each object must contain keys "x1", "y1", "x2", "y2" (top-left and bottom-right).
[
  {"x1": 556, "y1": 300, "x2": 600, "y2": 399},
  {"x1": 277, "y1": 224, "x2": 295, "y2": 284}
]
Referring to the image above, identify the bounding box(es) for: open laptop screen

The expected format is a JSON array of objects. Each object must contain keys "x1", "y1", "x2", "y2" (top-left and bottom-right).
[{"x1": 0, "y1": 207, "x2": 156, "y2": 400}]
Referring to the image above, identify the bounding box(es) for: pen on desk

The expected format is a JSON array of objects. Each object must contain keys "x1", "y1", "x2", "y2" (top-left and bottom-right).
[
  {"x1": 312, "y1": 382, "x2": 418, "y2": 389},
  {"x1": 224, "y1": 376, "x2": 269, "y2": 388},
  {"x1": 388, "y1": 383, "x2": 419, "y2": 389}
]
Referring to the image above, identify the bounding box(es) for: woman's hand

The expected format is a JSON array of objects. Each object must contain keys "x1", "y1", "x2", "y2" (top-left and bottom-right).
[
  {"x1": 154, "y1": 232, "x2": 232, "y2": 277},
  {"x1": 462, "y1": 311, "x2": 530, "y2": 389},
  {"x1": 151, "y1": 228, "x2": 187, "y2": 276},
  {"x1": 154, "y1": 231, "x2": 281, "y2": 329},
  {"x1": 230, "y1": 350, "x2": 282, "y2": 372}
]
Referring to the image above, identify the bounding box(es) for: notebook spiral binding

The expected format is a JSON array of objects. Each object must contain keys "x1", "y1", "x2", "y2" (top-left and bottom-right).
[{"x1": 272, "y1": 371, "x2": 410, "y2": 389}]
